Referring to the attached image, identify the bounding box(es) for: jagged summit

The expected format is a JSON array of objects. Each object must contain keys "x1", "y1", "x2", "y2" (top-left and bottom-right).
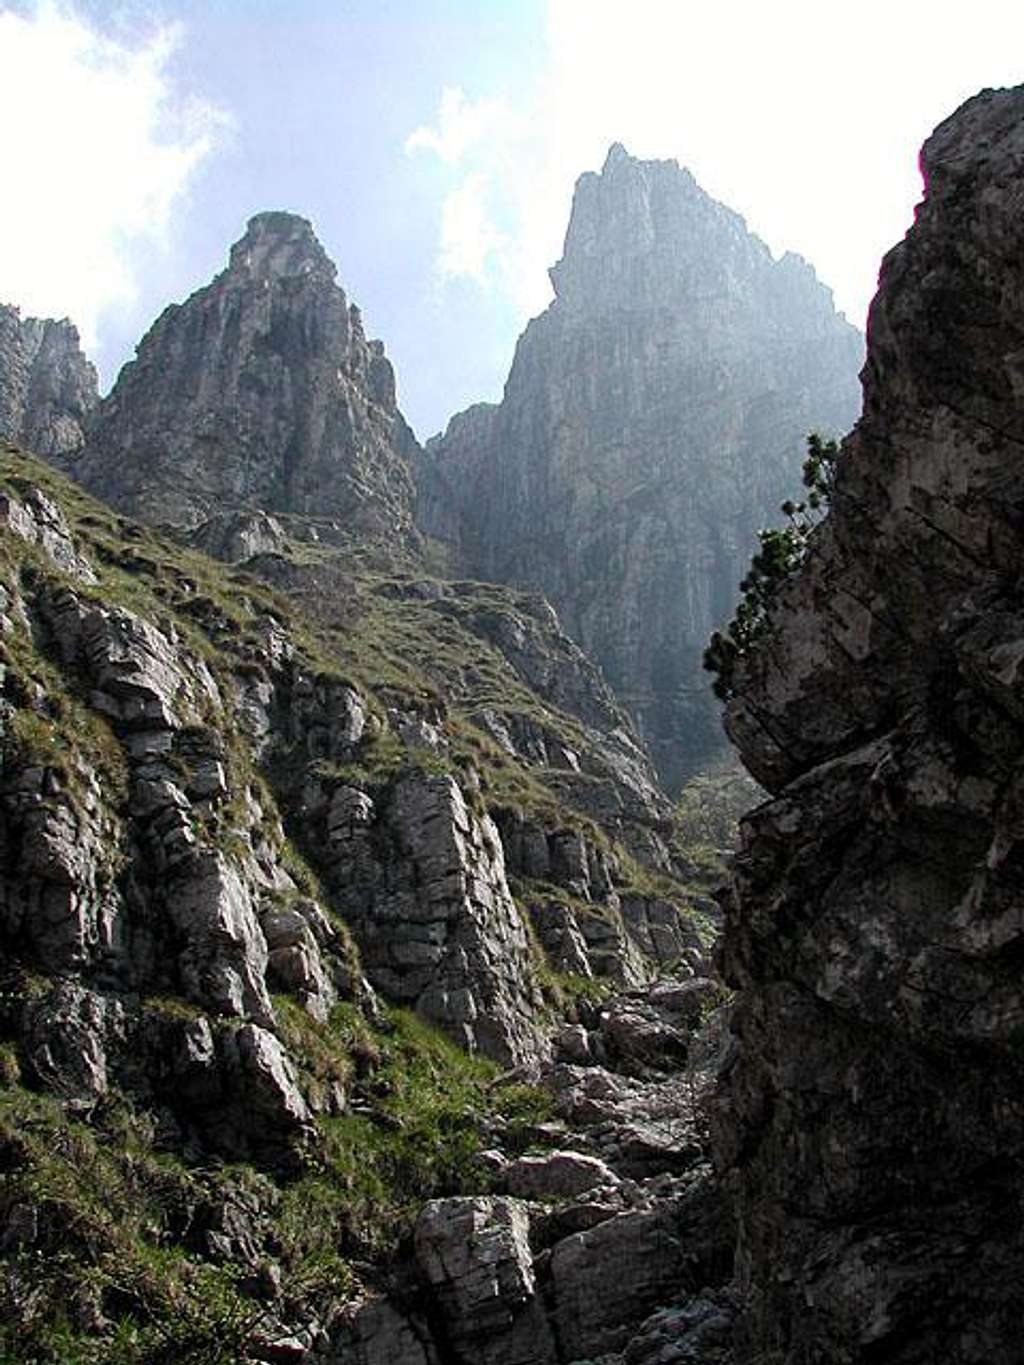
[
  {"x1": 227, "y1": 210, "x2": 337, "y2": 283},
  {"x1": 601, "y1": 140, "x2": 631, "y2": 169},
  {"x1": 66, "y1": 212, "x2": 418, "y2": 534},
  {"x1": 550, "y1": 143, "x2": 762, "y2": 313},
  {"x1": 419, "y1": 144, "x2": 863, "y2": 789}
]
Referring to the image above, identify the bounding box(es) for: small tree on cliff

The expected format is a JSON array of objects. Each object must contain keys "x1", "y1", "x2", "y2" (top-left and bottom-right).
[{"x1": 703, "y1": 433, "x2": 839, "y2": 700}]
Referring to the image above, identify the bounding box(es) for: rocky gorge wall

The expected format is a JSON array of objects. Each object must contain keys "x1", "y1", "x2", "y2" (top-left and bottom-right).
[
  {"x1": 8, "y1": 85, "x2": 1024, "y2": 1361},
  {"x1": 0, "y1": 443, "x2": 732, "y2": 1363},
  {"x1": 716, "y1": 85, "x2": 1024, "y2": 1364},
  {"x1": 418, "y1": 144, "x2": 863, "y2": 789}
]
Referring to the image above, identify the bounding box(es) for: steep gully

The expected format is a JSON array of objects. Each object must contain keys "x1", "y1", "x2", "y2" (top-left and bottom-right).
[{"x1": 2, "y1": 86, "x2": 1021, "y2": 1362}]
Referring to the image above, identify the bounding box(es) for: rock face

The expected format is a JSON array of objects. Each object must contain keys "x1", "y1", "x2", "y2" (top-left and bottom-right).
[
  {"x1": 716, "y1": 87, "x2": 1024, "y2": 1364},
  {"x1": 309, "y1": 769, "x2": 549, "y2": 1068},
  {"x1": 418, "y1": 144, "x2": 863, "y2": 788},
  {"x1": 68, "y1": 212, "x2": 418, "y2": 535},
  {"x1": 0, "y1": 304, "x2": 97, "y2": 457},
  {"x1": 0, "y1": 464, "x2": 733, "y2": 1360}
]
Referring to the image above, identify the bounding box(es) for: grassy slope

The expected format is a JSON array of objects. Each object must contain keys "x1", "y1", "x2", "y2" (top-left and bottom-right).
[{"x1": 0, "y1": 442, "x2": 728, "y2": 1362}]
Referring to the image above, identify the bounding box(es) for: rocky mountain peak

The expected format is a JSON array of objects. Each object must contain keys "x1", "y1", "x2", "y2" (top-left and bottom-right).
[
  {"x1": 67, "y1": 212, "x2": 418, "y2": 535},
  {"x1": 549, "y1": 143, "x2": 760, "y2": 314},
  {"x1": 0, "y1": 303, "x2": 97, "y2": 458},
  {"x1": 420, "y1": 146, "x2": 863, "y2": 789},
  {"x1": 227, "y1": 210, "x2": 338, "y2": 284}
]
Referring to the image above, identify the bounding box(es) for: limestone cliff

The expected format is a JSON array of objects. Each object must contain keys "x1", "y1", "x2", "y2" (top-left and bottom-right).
[
  {"x1": 418, "y1": 144, "x2": 863, "y2": 789},
  {"x1": 0, "y1": 443, "x2": 729, "y2": 1362},
  {"x1": 716, "y1": 86, "x2": 1024, "y2": 1363},
  {"x1": 0, "y1": 304, "x2": 97, "y2": 457},
  {"x1": 68, "y1": 212, "x2": 418, "y2": 539}
]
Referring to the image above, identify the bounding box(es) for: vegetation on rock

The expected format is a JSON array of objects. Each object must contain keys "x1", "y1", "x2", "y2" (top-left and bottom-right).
[
  {"x1": 0, "y1": 441, "x2": 725, "y2": 1362},
  {"x1": 703, "y1": 433, "x2": 838, "y2": 699}
]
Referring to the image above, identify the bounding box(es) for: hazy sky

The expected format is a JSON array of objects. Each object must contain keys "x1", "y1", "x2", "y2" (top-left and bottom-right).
[{"x1": 2, "y1": 0, "x2": 1023, "y2": 438}]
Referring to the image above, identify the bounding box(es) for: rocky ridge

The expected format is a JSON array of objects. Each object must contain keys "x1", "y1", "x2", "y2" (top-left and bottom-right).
[
  {"x1": 716, "y1": 85, "x2": 1024, "y2": 1364},
  {"x1": 418, "y1": 144, "x2": 864, "y2": 789},
  {"x1": 0, "y1": 443, "x2": 730, "y2": 1362},
  {"x1": 64, "y1": 212, "x2": 419, "y2": 539},
  {"x1": 0, "y1": 304, "x2": 97, "y2": 458}
]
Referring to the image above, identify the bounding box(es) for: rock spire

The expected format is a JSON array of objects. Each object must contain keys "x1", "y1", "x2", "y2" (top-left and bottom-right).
[
  {"x1": 0, "y1": 304, "x2": 97, "y2": 457},
  {"x1": 70, "y1": 212, "x2": 418, "y2": 536},
  {"x1": 416, "y1": 144, "x2": 863, "y2": 788}
]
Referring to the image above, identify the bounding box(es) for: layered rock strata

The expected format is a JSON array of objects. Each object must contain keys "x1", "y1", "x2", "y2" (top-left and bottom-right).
[
  {"x1": 419, "y1": 144, "x2": 863, "y2": 788},
  {"x1": 0, "y1": 304, "x2": 97, "y2": 457},
  {"x1": 0, "y1": 444, "x2": 732, "y2": 1362},
  {"x1": 2, "y1": 444, "x2": 737, "y2": 1354},
  {"x1": 68, "y1": 212, "x2": 418, "y2": 537},
  {"x1": 717, "y1": 85, "x2": 1024, "y2": 1364}
]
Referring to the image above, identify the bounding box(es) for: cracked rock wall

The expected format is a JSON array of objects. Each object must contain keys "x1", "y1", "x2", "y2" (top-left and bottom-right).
[{"x1": 716, "y1": 86, "x2": 1024, "y2": 1365}]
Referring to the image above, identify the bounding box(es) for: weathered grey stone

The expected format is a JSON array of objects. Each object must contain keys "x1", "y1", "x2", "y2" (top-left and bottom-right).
[
  {"x1": 0, "y1": 486, "x2": 97, "y2": 581},
  {"x1": 71, "y1": 212, "x2": 418, "y2": 539},
  {"x1": 576, "y1": 911, "x2": 646, "y2": 987},
  {"x1": 328, "y1": 1298, "x2": 437, "y2": 1365},
  {"x1": 327, "y1": 771, "x2": 548, "y2": 1067},
  {"x1": 599, "y1": 997, "x2": 690, "y2": 1074},
  {"x1": 189, "y1": 510, "x2": 288, "y2": 563},
  {"x1": 554, "y1": 1023, "x2": 595, "y2": 1065},
  {"x1": 22, "y1": 982, "x2": 125, "y2": 1105},
  {"x1": 223, "y1": 1022, "x2": 311, "y2": 1132},
  {"x1": 261, "y1": 899, "x2": 336, "y2": 1022},
  {"x1": 716, "y1": 85, "x2": 1024, "y2": 1365},
  {"x1": 289, "y1": 676, "x2": 367, "y2": 761},
  {"x1": 0, "y1": 760, "x2": 123, "y2": 972},
  {"x1": 414, "y1": 1197, "x2": 557, "y2": 1365},
  {"x1": 0, "y1": 306, "x2": 97, "y2": 457},
  {"x1": 550, "y1": 1180, "x2": 731, "y2": 1361},
  {"x1": 528, "y1": 901, "x2": 594, "y2": 977},
  {"x1": 502, "y1": 1150, "x2": 619, "y2": 1200},
  {"x1": 38, "y1": 587, "x2": 219, "y2": 735},
  {"x1": 619, "y1": 898, "x2": 703, "y2": 972},
  {"x1": 418, "y1": 145, "x2": 862, "y2": 788},
  {"x1": 620, "y1": 1292, "x2": 739, "y2": 1364},
  {"x1": 551, "y1": 1208, "x2": 692, "y2": 1359},
  {"x1": 168, "y1": 852, "x2": 274, "y2": 1024}
]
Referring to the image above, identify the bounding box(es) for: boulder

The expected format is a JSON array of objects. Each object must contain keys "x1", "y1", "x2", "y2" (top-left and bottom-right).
[
  {"x1": 414, "y1": 1197, "x2": 557, "y2": 1365},
  {"x1": 502, "y1": 1150, "x2": 619, "y2": 1200}
]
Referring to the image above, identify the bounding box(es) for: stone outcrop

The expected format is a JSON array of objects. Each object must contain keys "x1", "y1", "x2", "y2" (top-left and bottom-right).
[
  {"x1": 67, "y1": 212, "x2": 418, "y2": 537},
  {"x1": 716, "y1": 85, "x2": 1024, "y2": 1364},
  {"x1": 415, "y1": 1197, "x2": 557, "y2": 1364},
  {"x1": 0, "y1": 304, "x2": 97, "y2": 457},
  {"x1": 418, "y1": 143, "x2": 863, "y2": 788},
  {"x1": 309, "y1": 769, "x2": 549, "y2": 1068}
]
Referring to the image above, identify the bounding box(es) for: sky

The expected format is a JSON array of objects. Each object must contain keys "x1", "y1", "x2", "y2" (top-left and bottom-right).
[{"x1": 1, "y1": 0, "x2": 1023, "y2": 439}]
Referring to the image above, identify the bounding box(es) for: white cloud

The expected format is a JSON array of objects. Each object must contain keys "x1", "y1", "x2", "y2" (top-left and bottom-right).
[
  {"x1": 405, "y1": 85, "x2": 512, "y2": 164},
  {"x1": 0, "y1": 1, "x2": 229, "y2": 348},
  {"x1": 406, "y1": 85, "x2": 520, "y2": 288},
  {"x1": 438, "y1": 172, "x2": 510, "y2": 283},
  {"x1": 409, "y1": 0, "x2": 1024, "y2": 332}
]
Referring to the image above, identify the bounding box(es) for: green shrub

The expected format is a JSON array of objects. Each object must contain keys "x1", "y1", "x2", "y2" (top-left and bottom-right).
[{"x1": 704, "y1": 433, "x2": 838, "y2": 699}]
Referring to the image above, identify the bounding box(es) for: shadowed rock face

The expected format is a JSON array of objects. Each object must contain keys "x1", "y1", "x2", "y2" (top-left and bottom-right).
[
  {"x1": 69, "y1": 212, "x2": 418, "y2": 536},
  {"x1": 717, "y1": 86, "x2": 1024, "y2": 1364},
  {"x1": 417, "y1": 144, "x2": 863, "y2": 789},
  {"x1": 0, "y1": 305, "x2": 97, "y2": 457}
]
